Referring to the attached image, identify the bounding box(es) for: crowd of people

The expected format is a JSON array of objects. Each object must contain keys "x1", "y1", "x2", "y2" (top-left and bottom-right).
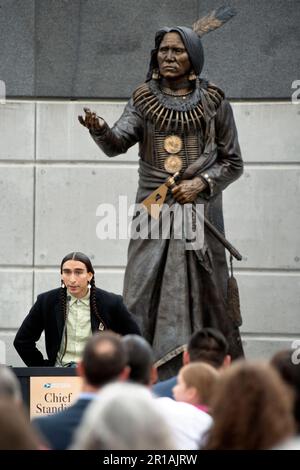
[{"x1": 2, "y1": 328, "x2": 300, "y2": 450}]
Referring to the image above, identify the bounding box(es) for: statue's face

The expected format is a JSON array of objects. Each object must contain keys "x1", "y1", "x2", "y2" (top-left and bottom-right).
[{"x1": 157, "y1": 32, "x2": 191, "y2": 81}]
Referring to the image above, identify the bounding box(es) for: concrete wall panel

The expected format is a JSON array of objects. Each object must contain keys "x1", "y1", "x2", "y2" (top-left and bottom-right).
[
  {"x1": 242, "y1": 336, "x2": 299, "y2": 361},
  {"x1": 36, "y1": 102, "x2": 138, "y2": 162},
  {"x1": 0, "y1": 0, "x2": 35, "y2": 96},
  {"x1": 0, "y1": 332, "x2": 23, "y2": 366},
  {"x1": 0, "y1": 332, "x2": 46, "y2": 367},
  {"x1": 2, "y1": 0, "x2": 298, "y2": 99},
  {"x1": 200, "y1": 0, "x2": 300, "y2": 99},
  {"x1": 0, "y1": 166, "x2": 34, "y2": 265},
  {"x1": 223, "y1": 168, "x2": 300, "y2": 269},
  {"x1": 0, "y1": 103, "x2": 35, "y2": 160},
  {"x1": 0, "y1": 270, "x2": 33, "y2": 329},
  {"x1": 233, "y1": 103, "x2": 300, "y2": 163},
  {"x1": 1, "y1": 1, "x2": 299, "y2": 99},
  {"x1": 239, "y1": 273, "x2": 300, "y2": 334},
  {"x1": 35, "y1": 0, "x2": 198, "y2": 98},
  {"x1": 34, "y1": 165, "x2": 138, "y2": 266}
]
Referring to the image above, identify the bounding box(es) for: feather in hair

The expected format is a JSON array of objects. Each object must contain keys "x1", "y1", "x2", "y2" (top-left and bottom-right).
[{"x1": 192, "y1": 5, "x2": 236, "y2": 37}]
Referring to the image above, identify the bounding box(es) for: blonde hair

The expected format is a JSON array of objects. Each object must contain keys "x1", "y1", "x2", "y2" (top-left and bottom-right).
[{"x1": 180, "y1": 362, "x2": 219, "y2": 406}]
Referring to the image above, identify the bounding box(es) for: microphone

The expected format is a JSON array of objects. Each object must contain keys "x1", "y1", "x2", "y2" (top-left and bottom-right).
[{"x1": 67, "y1": 295, "x2": 71, "y2": 302}]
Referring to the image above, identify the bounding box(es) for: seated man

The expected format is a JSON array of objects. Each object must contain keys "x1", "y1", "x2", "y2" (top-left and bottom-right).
[
  {"x1": 33, "y1": 331, "x2": 130, "y2": 450},
  {"x1": 14, "y1": 252, "x2": 140, "y2": 367},
  {"x1": 121, "y1": 334, "x2": 158, "y2": 386},
  {"x1": 153, "y1": 327, "x2": 231, "y2": 399}
]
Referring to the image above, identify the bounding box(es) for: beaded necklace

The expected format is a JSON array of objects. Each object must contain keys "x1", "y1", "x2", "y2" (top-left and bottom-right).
[{"x1": 160, "y1": 86, "x2": 194, "y2": 98}]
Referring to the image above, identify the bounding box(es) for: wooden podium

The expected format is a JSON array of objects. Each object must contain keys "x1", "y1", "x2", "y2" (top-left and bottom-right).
[{"x1": 12, "y1": 367, "x2": 82, "y2": 418}]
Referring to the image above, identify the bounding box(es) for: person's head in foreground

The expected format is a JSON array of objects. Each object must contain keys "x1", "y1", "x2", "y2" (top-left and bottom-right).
[
  {"x1": 71, "y1": 382, "x2": 174, "y2": 450},
  {"x1": 204, "y1": 361, "x2": 295, "y2": 450},
  {"x1": 173, "y1": 362, "x2": 219, "y2": 411}
]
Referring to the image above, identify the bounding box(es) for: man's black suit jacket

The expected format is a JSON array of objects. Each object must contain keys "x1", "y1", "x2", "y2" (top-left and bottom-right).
[
  {"x1": 14, "y1": 287, "x2": 140, "y2": 366},
  {"x1": 33, "y1": 396, "x2": 93, "y2": 450}
]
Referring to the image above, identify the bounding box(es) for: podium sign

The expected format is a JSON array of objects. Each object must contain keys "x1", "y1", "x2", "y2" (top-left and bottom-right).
[{"x1": 30, "y1": 376, "x2": 82, "y2": 418}]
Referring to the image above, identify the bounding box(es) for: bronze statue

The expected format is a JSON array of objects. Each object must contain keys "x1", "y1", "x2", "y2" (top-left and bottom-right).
[{"x1": 79, "y1": 7, "x2": 244, "y2": 378}]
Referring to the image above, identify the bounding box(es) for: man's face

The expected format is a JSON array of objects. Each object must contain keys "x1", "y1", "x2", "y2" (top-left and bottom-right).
[
  {"x1": 61, "y1": 260, "x2": 93, "y2": 299},
  {"x1": 157, "y1": 32, "x2": 191, "y2": 81}
]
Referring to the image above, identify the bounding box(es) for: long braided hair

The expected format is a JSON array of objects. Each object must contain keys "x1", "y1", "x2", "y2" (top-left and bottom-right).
[{"x1": 60, "y1": 252, "x2": 106, "y2": 357}]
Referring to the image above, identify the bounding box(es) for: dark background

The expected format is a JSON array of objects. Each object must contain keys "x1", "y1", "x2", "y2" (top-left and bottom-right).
[{"x1": 0, "y1": 0, "x2": 299, "y2": 99}]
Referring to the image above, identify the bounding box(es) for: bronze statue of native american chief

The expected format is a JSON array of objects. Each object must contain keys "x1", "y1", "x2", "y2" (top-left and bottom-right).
[{"x1": 79, "y1": 6, "x2": 244, "y2": 379}]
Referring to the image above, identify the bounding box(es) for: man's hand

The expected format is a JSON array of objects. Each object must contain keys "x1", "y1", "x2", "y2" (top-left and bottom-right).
[
  {"x1": 78, "y1": 107, "x2": 106, "y2": 131},
  {"x1": 171, "y1": 176, "x2": 207, "y2": 204}
]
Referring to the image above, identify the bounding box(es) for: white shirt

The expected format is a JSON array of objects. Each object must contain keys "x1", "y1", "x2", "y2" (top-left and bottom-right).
[{"x1": 155, "y1": 397, "x2": 212, "y2": 450}]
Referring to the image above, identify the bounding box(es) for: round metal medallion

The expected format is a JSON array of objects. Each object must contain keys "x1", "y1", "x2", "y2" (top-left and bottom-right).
[
  {"x1": 164, "y1": 135, "x2": 183, "y2": 154},
  {"x1": 164, "y1": 155, "x2": 183, "y2": 174}
]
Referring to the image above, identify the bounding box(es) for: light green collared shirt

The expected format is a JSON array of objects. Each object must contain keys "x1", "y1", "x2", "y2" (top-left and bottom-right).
[{"x1": 56, "y1": 289, "x2": 92, "y2": 367}]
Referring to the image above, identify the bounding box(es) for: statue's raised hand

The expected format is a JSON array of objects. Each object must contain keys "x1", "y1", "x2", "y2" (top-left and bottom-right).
[{"x1": 78, "y1": 107, "x2": 106, "y2": 132}]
